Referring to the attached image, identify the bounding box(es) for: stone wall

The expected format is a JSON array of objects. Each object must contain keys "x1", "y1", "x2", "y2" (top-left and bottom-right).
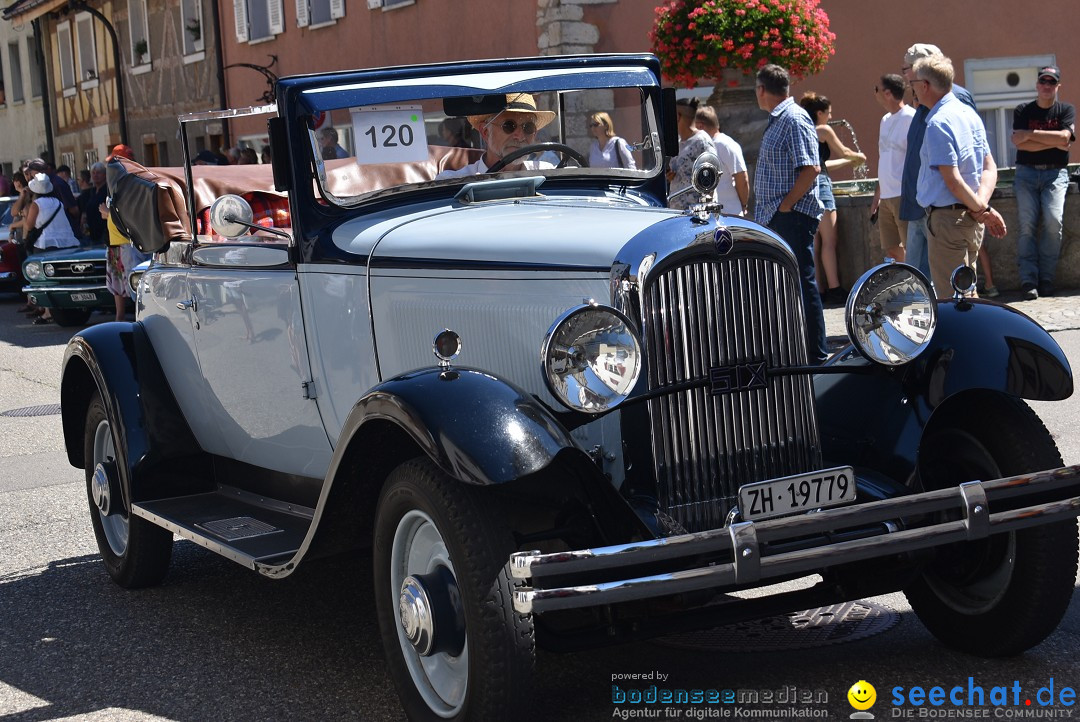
[{"x1": 835, "y1": 180, "x2": 1080, "y2": 292}]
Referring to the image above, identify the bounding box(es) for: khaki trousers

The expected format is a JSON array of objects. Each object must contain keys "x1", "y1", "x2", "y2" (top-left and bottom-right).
[
  {"x1": 878, "y1": 196, "x2": 907, "y2": 258},
  {"x1": 926, "y1": 207, "x2": 982, "y2": 298}
]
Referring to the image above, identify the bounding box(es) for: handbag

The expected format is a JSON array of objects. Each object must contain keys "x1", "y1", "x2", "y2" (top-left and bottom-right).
[{"x1": 25, "y1": 202, "x2": 62, "y2": 248}]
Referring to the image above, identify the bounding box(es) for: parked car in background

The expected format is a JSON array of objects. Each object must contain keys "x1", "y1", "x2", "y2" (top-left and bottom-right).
[
  {"x1": 57, "y1": 54, "x2": 1080, "y2": 720},
  {"x1": 21, "y1": 245, "x2": 114, "y2": 326},
  {"x1": 0, "y1": 197, "x2": 24, "y2": 292}
]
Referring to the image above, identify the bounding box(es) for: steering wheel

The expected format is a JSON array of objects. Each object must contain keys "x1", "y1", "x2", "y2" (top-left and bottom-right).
[{"x1": 486, "y1": 142, "x2": 589, "y2": 173}]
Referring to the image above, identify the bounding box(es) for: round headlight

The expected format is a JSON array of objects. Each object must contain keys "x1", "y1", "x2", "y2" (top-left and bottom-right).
[
  {"x1": 128, "y1": 270, "x2": 144, "y2": 296},
  {"x1": 846, "y1": 263, "x2": 937, "y2": 366},
  {"x1": 23, "y1": 260, "x2": 43, "y2": 280},
  {"x1": 44, "y1": 263, "x2": 55, "y2": 277},
  {"x1": 542, "y1": 304, "x2": 642, "y2": 413}
]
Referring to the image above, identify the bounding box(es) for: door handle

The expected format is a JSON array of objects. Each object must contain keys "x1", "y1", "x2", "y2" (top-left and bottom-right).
[{"x1": 177, "y1": 298, "x2": 198, "y2": 312}]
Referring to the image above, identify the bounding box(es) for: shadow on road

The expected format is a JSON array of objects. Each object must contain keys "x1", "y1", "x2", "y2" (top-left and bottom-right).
[{"x1": 0, "y1": 544, "x2": 403, "y2": 720}]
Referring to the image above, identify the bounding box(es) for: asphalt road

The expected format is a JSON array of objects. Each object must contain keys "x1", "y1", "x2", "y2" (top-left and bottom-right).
[{"x1": 3, "y1": 292, "x2": 1080, "y2": 722}]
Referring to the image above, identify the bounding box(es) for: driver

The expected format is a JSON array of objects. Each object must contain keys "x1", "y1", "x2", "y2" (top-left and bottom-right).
[{"x1": 437, "y1": 93, "x2": 557, "y2": 178}]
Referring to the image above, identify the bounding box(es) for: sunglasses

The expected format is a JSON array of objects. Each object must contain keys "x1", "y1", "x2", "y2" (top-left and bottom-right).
[
  {"x1": 1038, "y1": 77, "x2": 1059, "y2": 86},
  {"x1": 495, "y1": 118, "x2": 538, "y2": 135},
  {"x1": 589, "y1": 121, "x2": 602, "y2": 127}
]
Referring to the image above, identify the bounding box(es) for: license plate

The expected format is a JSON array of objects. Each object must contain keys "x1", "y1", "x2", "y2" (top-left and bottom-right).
[
  {"x1": 738, "y1": 466, "x2": 856, "y2": 521},
  {"x1": 70, "y1": 292, "x2": 97, "y2": 302}
]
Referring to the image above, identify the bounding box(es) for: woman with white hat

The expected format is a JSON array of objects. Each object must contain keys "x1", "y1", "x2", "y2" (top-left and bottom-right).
[
  {"x1": 10, "y1": 172, "x2": 81, "y2": 324},
  {"x1": 12, "y1": 172, "x2": 81, "y2": 252}
]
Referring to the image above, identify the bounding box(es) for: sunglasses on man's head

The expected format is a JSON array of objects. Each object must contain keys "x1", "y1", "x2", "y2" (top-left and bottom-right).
[
  {"x1": 1038, "y1": 77, "x2": 1059, "y2": 86},
  {"x1": 497, "y1": 119, "x2": 538, "y2": 135}
]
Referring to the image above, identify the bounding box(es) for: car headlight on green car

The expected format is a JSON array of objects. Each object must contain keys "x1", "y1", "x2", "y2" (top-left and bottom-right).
[
  {"x1": 541, "y1": 302, "x2": 642, "y2": 413},
  {"x1": 23, "y1": 260, "x2": 43, "y2": 281},
  {"x1": 846, "y1": 263, "x2": 937, "y2": 366}
]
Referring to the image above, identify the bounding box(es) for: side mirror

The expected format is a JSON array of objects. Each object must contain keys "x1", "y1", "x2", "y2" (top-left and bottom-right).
[{"x1": 209, "y1": 194, "x2": 254, "y2": 239}]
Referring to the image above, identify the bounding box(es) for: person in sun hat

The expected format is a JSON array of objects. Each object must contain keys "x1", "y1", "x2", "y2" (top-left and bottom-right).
[
  {"x1": 1011, "y1": 64, "x2": 1075, "y2": 300},
  {"x1": 436, "y1": 92, "x2": 557, "y2": 178},
  {"x1": 24, "y1": 156, "x2": 81, "y2": 237}
]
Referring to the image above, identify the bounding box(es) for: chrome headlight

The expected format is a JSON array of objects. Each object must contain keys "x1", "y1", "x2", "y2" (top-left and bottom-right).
[
  {"x1": 846, "y1": 263, "x2": 937, "y2": 366},
  {"x1": 128, "y1": 269, "x2": 144, "y2": 296},
  {"x1": 541, "y1": 303, "x2": 642, "y2": 413},
  {"x1": 44, "y1": 263, "x2": 55, "y2": 277},
  {"x1": 23, "y1": 260, "x2": 43, "y2": 280}
]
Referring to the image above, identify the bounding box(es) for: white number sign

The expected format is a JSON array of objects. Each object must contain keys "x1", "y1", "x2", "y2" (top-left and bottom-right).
[{"x1": 351, "y1": 105, "x2": 429, "y2": 165}]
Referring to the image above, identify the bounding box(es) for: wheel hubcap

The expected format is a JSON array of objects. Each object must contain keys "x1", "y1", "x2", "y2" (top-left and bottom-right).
[
  {"x1": 400, "y1": 575, "x2": 435, "y2": 656},
  {"x1": 390, "y1": 509, "x2": 468, "y2": 716},
  {"x1": 92, "y1": 418, "x2": 129, "y2": 557}
]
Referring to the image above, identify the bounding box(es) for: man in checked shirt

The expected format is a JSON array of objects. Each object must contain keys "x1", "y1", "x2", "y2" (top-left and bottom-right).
[{"x1": 753, "y1": 63, "x2": 826, "y2": 365}]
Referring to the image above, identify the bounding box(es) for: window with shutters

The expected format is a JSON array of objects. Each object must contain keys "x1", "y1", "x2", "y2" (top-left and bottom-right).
[
  {"x1": 236, "y1": 0, "x2": 284, "y2": 43},
  {"x1": 27, "y1": 36, "x2": 42, "y2": 98},
  {"x1": 8, "y1": 42, "x2": 23, "y2": 103},
  {"x1": 182, "y1": 0, "x2": 205, "y2": 55},
  {"x1": 57, "y1": 21, "x2": 76, "y2": 96},
  {"x1": 297, "y1": 0, "x2": 344, "y2": 28},
  {"x1": 75, "y1": 13, "x2": 98, "y2": 88},
  {"x1": 128, "y1": 0, "x2": 150, "y2": 66}
]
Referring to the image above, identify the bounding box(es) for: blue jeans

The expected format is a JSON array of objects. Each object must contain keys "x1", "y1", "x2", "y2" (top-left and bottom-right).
[
  {"x1": 768, "y1": 210, "x2": 827, "y2": 364},
  {"x1": 905, "y1": 215, "x2": 933, "y2": 290},
  {"x1": 1014, "y1": 165, "x2": 1069, "y2": 287}
]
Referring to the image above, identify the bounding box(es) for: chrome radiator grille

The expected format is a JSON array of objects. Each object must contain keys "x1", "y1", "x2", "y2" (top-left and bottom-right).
[{"x1": 643, "y1": 255, "x2": 820, "y2": 533}]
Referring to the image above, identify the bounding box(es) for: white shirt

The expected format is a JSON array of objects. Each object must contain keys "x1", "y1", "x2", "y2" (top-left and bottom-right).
[
  {"x1": 877, "y1": 104, "x2": 915, "y2": 199},
  {"x1": 711, "y1": 132, "x2": 748, "y2": 215},
  {"x1": 32, "y1": 197, "x2": 79, "y2": 249},
  {"x1": 436, "y1": 156, "x2": 553, "y2": 179},
  {"x1": 589, "y1": 136, "x2": 636, "y2": 169}
]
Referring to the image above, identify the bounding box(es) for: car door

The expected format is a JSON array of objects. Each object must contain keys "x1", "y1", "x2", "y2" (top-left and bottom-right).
[{"x1": 182, "y1": 242, "x2": 333, "y2": 479}]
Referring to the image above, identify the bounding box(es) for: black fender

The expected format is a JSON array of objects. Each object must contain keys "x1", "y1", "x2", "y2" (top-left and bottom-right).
[
  {"x1": 337, "y1": 366, "x2": 583, "y2": 486},
  {"x1": 61, "y1": 322, "x2": 208, "y2": 505},
  {"x1": 815, "y1": 299, "x2": 1072, "y2": 485},
  {"x1": 279, "y1": 365, "x2": 650, "y2": 570}
]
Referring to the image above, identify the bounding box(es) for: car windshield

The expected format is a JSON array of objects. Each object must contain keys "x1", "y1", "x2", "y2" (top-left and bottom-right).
[{"x1": 302, "y1": 70, "x2": 662, "y2": 208}]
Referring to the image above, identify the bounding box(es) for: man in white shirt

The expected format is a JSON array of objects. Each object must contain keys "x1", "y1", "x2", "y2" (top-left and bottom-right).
[
  {"x1": 437, "y1": 93, "x2": 556, "y2": 179},
  {"x1": 870, "y1": 74, "x2": 915, "y2": 263},
  {"x1": 694, "y1": 105, "x2": 749, "y2": 216}
]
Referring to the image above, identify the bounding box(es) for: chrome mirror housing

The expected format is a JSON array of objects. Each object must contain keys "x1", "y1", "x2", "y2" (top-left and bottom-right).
[{"x1": 209, "y1": 194, "x2": 254, "y2": 239}]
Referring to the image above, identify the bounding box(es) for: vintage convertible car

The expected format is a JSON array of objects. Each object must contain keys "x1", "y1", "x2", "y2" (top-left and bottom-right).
[{"x1": 59, "y1": 54, "x2": 1080, "y2": 720}]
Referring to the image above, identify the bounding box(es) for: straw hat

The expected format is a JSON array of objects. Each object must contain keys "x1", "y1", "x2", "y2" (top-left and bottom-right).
[
  {"x1": 28, "y1": 172, "x2": 53, "y2": 195},
  {"x1": 467, "y1": 93, "x2": 556, "y2": 132}
]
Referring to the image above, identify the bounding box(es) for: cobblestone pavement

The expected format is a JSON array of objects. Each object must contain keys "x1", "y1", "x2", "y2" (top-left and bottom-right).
[{"x1": 822, "y1": 288, "x2": 1080, "y2": 349}]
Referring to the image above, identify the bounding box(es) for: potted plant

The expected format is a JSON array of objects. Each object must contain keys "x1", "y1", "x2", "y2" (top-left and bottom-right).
[
  {"x1": 134, "y1": 38, "x2": 148, "y2": 64},
  {"x1": 649, "y1": 0, "x2": 836, "y2": 88},
  {"x1": 186, "y1": 18, "x2": 200, "y2": 43}
]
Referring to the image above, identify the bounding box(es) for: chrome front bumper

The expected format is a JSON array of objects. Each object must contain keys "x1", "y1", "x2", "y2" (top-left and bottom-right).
[{"x1": 510, "y1": 465, "x2": 1080, "y2": 614}]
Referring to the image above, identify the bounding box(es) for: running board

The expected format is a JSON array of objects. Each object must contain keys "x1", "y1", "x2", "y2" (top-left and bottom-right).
[{"x1": 132, "y1": 486, "x2": 314, "y2": 570}]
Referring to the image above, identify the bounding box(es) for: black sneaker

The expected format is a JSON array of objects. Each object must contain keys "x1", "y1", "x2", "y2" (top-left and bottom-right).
[
  {"x1": 1038, "y1": 281, "x2": 1055, "y2": 298},
  {"x1": 823, "y1": 286, "x2": 848, "y2": 306},
  {"x1": 1021, "y1": 282, "x2": 1038, "y2": 301}
]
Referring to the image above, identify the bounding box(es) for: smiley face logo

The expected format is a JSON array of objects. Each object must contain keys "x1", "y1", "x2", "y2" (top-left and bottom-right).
[{"x1": 848, "y1": 680, "x2": 877, "y2": 710}]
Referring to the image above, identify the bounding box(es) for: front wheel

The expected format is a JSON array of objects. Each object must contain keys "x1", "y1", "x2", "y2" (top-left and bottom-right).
[
  {"x1": 904, "y1": 396, "x2": 1078, "y2": 657},
  {"x1": 84, "y1": 391, "x2": 173, "y2": 588},
  {"x1": 374, "y1": 458, "x2": 534, "y2": 720}
]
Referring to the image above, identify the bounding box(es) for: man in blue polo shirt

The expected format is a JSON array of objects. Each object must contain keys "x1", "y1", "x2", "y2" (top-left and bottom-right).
[
  {"x1": 899, "y1": 44, "x2": 978, "y2": 292},
  {"x1": 913, "y1": 55, "x2": 1007, "y2": 298},
  {"x1": 753, "y1": 63, "x2": 826, "y2": 364}
]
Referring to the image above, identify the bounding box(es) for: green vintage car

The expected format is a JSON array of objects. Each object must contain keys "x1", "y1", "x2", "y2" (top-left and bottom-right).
[{"x1": 22, "y1": 245, "x2": 118, "y2": 326}]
